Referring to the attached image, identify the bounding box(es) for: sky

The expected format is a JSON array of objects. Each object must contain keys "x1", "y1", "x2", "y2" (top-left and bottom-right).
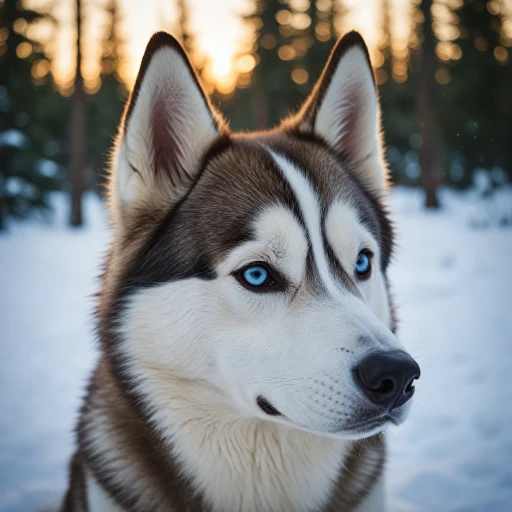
[
  {"x1": 30, "y1": 0, "x2": 415, "y2": 91},
  {"x1": 27, "y1": 0, "x2": 512, "y2": 93}
]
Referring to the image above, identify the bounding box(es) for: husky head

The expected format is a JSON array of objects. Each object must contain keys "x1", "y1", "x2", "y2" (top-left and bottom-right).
[{"x1": 105, "y1": 31, "x2": 420, "y2": 441}]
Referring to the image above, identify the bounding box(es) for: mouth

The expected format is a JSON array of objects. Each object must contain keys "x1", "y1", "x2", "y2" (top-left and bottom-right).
[
  {"x1": 257, "y1": 395, "x2": 282, "y2": 416},
  {"x1": 257, "y1": 395, "x2": 399, "y2": 438},
  {"x1": 337, "y1": 414, "x2": 395, "y2": 434}
]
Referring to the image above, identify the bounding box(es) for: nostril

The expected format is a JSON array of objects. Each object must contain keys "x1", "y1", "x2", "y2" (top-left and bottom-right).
[
  {"x1": 373, "y1": 378, "x2": 395, "y2": 394},
  {"x1": 356, "y1": 367, "x2": 396, "y2": 396},
  {"x1": 354, "y1": 351, "x2": 420, "y2": 409}
]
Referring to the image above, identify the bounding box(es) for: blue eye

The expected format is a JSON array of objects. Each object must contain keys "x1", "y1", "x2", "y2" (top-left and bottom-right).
[
  {"x1": 243, "y1": 265, "x2": 269, "y2": 287},
  {"x1": 236, "y1": 263, "x2": 284, "y2": 292},
  {"x1": 355, "y1": 252, "x2": 371, "y2": 277}
]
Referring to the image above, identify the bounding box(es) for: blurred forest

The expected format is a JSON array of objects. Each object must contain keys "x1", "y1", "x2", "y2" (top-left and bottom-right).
[{"x1": 0, "y1": 0, "x2": 511, "y2": 227}]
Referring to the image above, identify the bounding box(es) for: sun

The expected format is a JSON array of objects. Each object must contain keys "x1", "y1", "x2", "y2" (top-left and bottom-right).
[
  {"x1": 199, "y1": 41, "x2": 238, "y2": 94},
  {"x1": 191, "y1": 4, "x2": 252, "y2": 95}
]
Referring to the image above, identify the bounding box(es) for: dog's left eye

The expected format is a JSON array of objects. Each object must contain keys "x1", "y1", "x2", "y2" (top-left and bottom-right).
[
  {"x1": 355, "y1": 251, "x2": 372, "y2": 279},
  {"x1": 235, "y1": 263, "x2": 281, "y2": 292}
]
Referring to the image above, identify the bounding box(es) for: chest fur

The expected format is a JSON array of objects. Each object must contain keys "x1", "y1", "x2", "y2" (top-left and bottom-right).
[
  {"x1": 166, "y1": 419, "x2": 349, "y2": 512},
  {"x1": 76, "y1": 365, "x2": 385, "y2": 512}
]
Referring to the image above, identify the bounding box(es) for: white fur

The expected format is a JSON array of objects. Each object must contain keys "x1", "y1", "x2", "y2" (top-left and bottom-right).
[
  {"x1": 111, "y1": 184, "x2": 408, "y2": 510},
  {"x1": 268, "y1": 150, "x2": 395, "y2": 346},
  {"x1": 168, "y1": 402, "x2": 349, "y2": 512},
  {"x1": 82, "y1": 408, "x2": 145, "y2": 510},
  {"x1": 268, "y1": 150, "x2": 344, "y2": 301},
  {"x1": 324, "y1": 200, "x2": 392, "y2": 329},
  {"x1": 309, "y1": 46, "x2": 386, "y2": 194},
  {"x1": 218, "y1": 205, "x2": 309, "y2": 289},
  {"x1": 90, "y1": 32, "x2": 408, "y2": 512},
  {"x1": 112, "y1": 45, "x2": 219, "y2": 218},
  {"x1": 84, "y1": 390, "x2": 348, "y2": 512}
]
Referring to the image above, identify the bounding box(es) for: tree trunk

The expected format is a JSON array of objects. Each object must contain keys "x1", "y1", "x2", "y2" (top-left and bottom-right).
[
  {"x1": 418, "y1": 0, "x2": 440, "y2": 208},
  {"x1": 252, "y1": 77, "x2": 268, "y2": 130},
  {"x1": 69, "y1": 0, "x2": 86, "y2": 226}
]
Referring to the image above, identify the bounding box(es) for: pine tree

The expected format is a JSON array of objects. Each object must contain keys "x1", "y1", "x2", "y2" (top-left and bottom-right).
[
  {"x1": 159, "y1": 0, "x2": 196, "y2": 63},
  {"x1": 300, "y1": 0, "x2": 349, "y2": 85},
  {"x1": 378, "y1": 0, "x2": 393, "y2": 85},
  {"x1": 380, "y1": 0, "x2": 434, "y2": 189},
  {"x1": 418, "y1": 0, "x2": 440, "y2": 207},
  {"x1": 174, "y1": 0, "x2": 195, "y2": 58},
  {"x1": 241, "y1": 0, "x2": 296, "y2": 129},
  {"x1": 69, "y1": 0, "x2": 86, "y2": 226},
  {"x1": 87, "y1": 0, "x2": 128, "y2": 190},
  {"x1": 444, "y1": 0, "x2": 509, "y2": 181},
  {"x1": 0, "y1": 1, "x2": 65, "y2": 228},
  {"x1": 378, "y1": 0, "x2": 408, "y2": 183},
  {"x1": 499, "y1": 0, "x2": 512, "y2": 178},
  {"x1": 222, "y1": 0, "x2": 350, "y2": 131}
]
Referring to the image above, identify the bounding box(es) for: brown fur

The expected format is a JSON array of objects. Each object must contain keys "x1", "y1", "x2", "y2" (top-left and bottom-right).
[
  {"x1": 63, "y1": 31, "x2": 394, "y2": 511},
  {"x1": 66, "y1": 359, "x2": 385, "y2": 512}
]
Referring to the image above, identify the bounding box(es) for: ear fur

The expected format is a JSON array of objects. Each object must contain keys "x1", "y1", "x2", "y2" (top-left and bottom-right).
[
  {"x1": 110, "y1": 32, "x2": 226, "y2": 221},
  {"x1": 289, "y1": 31, "x2": 388, "y2": 195}
]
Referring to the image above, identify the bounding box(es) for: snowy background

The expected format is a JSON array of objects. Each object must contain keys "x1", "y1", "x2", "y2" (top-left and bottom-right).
[{"x1": 0, "y1": 188, "x2": 511, "y2": 512}]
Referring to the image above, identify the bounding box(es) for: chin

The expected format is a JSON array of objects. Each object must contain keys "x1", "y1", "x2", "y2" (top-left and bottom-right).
[{"x1": 267, "y1": 406, "x2": 410, "y2": 441}]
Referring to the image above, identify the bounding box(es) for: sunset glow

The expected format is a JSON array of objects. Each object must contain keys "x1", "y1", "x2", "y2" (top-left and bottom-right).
[{"x1": 26, "y1": 0, "x2": 512, "y2": 93}]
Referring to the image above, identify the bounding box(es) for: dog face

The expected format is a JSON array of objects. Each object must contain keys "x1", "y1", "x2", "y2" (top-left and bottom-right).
[{"x1": 106, "y1": 32, "x2": 420, "y2": 441}]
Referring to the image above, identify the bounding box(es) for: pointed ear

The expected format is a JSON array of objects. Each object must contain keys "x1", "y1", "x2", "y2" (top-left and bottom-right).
[
  {"x1": 291, "y1": 31, "x2": 387, "y2": 195},
  {"x1": 111, "y1": 32, "x2": 226, "y2": 220}
]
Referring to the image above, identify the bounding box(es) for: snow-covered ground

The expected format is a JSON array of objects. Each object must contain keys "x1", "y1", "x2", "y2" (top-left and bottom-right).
[{"x1": 0, "y1": 188, "x2": 511, "y2": 512}]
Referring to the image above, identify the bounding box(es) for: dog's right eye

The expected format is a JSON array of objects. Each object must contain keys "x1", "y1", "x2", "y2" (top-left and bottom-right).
[
  {"x1": 234, "y1": 263, "x2": 283, "y2": 292},
  {"x1": 243, "y1": 265, "x2": 269, "y2": 286}
]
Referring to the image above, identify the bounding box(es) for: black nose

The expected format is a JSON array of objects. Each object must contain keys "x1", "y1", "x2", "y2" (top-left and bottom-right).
[{"x1": 354, "y1": 351, "x2": 420, "y2": 409}]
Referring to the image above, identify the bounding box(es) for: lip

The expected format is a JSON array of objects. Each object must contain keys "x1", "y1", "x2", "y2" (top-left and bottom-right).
[
  {"x1": 257, "y1": 397, "x2": 401, "y2": 437},
  {"x1": 278, "y1": 413, "x2": 396, "y2": 440},
  {"x1": 344, "y1": 414, "x2": 393, "y2": 430},
  {"x1": 340, "y1": 415, "x2": 393, "y2": 433}
]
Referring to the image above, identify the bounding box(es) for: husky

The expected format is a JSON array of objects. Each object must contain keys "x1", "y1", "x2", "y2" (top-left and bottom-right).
[{"x1": 62, "y1": 30, "x2": 420, "y2": 512}]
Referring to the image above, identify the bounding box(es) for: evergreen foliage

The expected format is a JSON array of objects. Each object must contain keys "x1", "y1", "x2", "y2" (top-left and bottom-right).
[
  {"x1": 2, "y1": 0, "x2": 511, "y2": 225},
  {"x1": 441, "y1": 0, "x2": 511, "y2": 186},
  {"x1": 219, "y1": 0, "x2": 349, "y2": 131},
  {"x1": 87, "y1": 0, "x2": 128, "y2": 190},
  {"x1": 174, "y1": 0, "x2": 195, "y2": 58},
  {"x1": 243, "y1": 0, "x2": 296, "y2": 128},
  {"x1": 377, "y1": 0, "x2": 420, "y2": 185},
  {"x1": 0, "y1": 0, "x2": 67, "y2": 228}
]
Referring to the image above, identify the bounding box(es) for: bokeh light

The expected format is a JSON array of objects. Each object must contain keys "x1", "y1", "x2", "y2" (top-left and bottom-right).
[{"x1": 291, "y1": 66, "x2": 308, "y2": 84}]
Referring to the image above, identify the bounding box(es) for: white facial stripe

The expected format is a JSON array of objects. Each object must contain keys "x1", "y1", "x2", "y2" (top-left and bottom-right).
[
  {"x1": 324, "y1": 201, "x2": 379, "y2": 272},
  {"x1": 267, "y1": 150, "x2": 343, "y2": 300},
  {"x1": 217, "y1": 205, "x2": 308, "y2": 286}
]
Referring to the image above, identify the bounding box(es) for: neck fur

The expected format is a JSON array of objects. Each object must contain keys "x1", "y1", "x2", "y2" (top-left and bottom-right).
[{"x1": 137, "y1": 370, "x2": 350, "y2": 512}]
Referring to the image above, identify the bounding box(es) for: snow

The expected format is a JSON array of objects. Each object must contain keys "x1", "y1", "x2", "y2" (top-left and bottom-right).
[
  {"x1": 0, "y1": 188, "x2": 511, "y2": 511},
  {"x1": 36, "y1": 160, "x2": 62, "y2": 178},
  {"x1": 386, "y1": 188, "x2": 512, "y2": 511},
  {"x1": 0, "y1": 129, "x2": 28, "y2": 149}
]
